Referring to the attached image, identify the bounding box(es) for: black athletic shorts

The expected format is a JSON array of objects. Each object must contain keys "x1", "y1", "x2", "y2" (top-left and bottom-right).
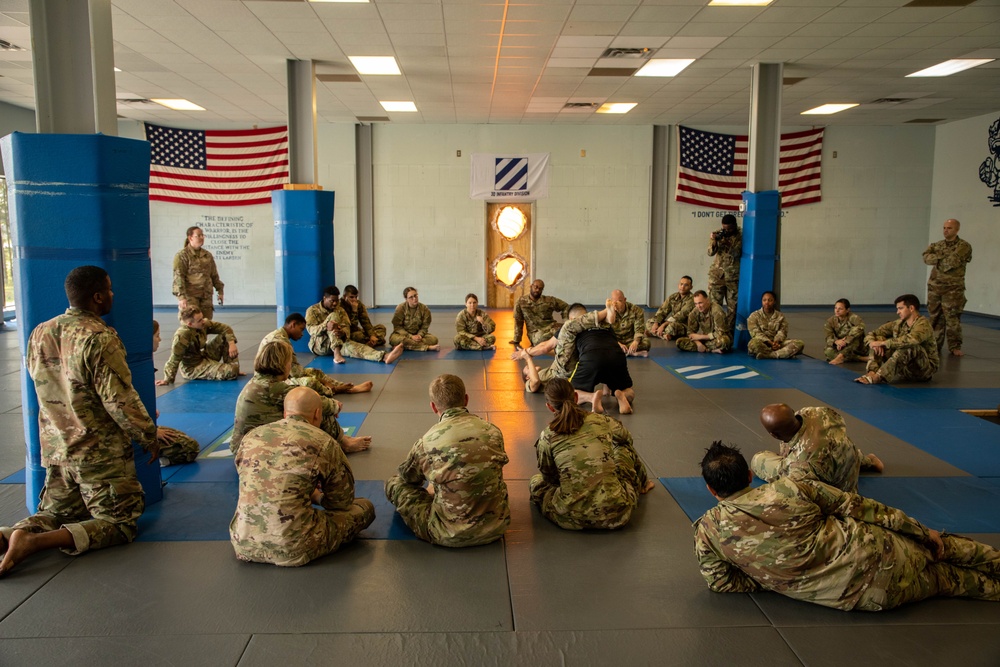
[{"x1": 570, "y1": 328, "x2": 633, "y2": 392}]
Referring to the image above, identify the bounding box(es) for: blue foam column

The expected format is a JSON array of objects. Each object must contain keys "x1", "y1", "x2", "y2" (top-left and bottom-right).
[
  {"x1": 272, "y1": 189, "x2": 335, "y2": 354},
  {"x1": 734, "y1": 190, "x2": 780, "y2": 352},
  {"x1": 1, "y1": 132, "x2": 162, "y2": 511}
]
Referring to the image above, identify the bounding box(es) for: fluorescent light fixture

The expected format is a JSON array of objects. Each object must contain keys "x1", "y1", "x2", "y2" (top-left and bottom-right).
[
  {"x1": 349, "y1": 56, "x2": 400, "y2": 75},
  {"x1": 635, "y1": 59, "x2": 695, "y2": 77},
  {"x1": 597, "y1": 102, "x2": 637, "y2": 114},
  {"x1": 708, "y1": 0, "x2": 773, "y2": 5},
  {"x1": 151, "y1": 98, "x2": 205, "y2": 111},
  {"x1": 309, "y1": 0, "x2": 369, "y2": 3},
  {"x1": 114, "y1": 67, "x2": 122, "y2": 72},
  {"x1": 380, "y1": 101, "x2": 417, "y2": 112},
  {"x1": 801, "y1": 103, "x2": 858, "y2": 115},
  {"x1": 906, "y1": 59, "x2": 994, "y2": 77}
]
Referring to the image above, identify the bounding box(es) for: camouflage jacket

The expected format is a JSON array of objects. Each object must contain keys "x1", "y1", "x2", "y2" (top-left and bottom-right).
[
  {"x1": 824, "y1": 314, "x2": 865, "y2": 349},
  {"x1": 163, "y1": 320, "x2": 237, "y2": 383},
  {"x1": 686, "y1": 304, "x2": 731, "y2": 343},
  {"x1": 747, "y1": 308, "x2": 789, "y2": 344},
  {"x1": 864, "y1": 315, "x2": 940, "y2": 372},
  {"x1": 923, "y1": 237, "x2": 972, "y2": 291},
  {"x1": 27, "y1": 308, "x2": 156, "y2": 466},
  {"x1": 552, "y1": 310, "x2": 609, "y2": 378},
  {"x1": 258, "y1": 327, "x2": 324, "y2": 382},
  {"x1": 342, "y1": 300, "x2": 378, "y2": 338},
  {"x1": 172, "y1": 246, "x2": 223, "y2": 300},
  {"x1": 396, "y1": 407, "x2": 510, "y2": 546},
  {"x1": 693, "y1": 477, "x2": 932, "y2": 611},
  {"x1": 513, "y1": 294, "x2": 569, "y2": 343},
  {"x1": 535, "y1": 413, "x2": 650, "y2": 527},
  {"x1": 455, "y1": 309, "x2": 496, "y2": 336},
  {"x1": 305, "y1": 302, "x2": 352, "y2": 354},
  {"x1": 762, "y1": 407, "x2": 865, "y2": 493},
  {"x1": 391, "y1": 302, "x2": 433, "y2": 337},
  {"x1": 231, "y1": 415, "x2": 358, "y2": 563},
  {"x1": 652, "y1": 291, "x2": 694, "y2": 325},
  {"x1": 610, "y1": 302, "x2": 646, "y2": 345},
  {"x1": 708, "y1": 230, "x2": 742, "y2": 281},
  {"x1": 231, "y1": 372, "x2": 339, "y2": 453}
]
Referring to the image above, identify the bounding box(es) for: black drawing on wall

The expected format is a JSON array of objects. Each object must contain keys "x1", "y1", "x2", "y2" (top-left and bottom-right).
[{"x1": 979, "y1": 116, "x2": 1000, "y2": 206}]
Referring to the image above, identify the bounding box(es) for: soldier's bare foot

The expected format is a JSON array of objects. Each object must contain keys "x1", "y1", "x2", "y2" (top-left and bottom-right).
[
  {"x1": 341, "y1": 435, "x2": 372, "y2": 453},
  {"x1": 592, "y1": 387, "x2": 605, "y2": 414},
  {"x1": 634, "y1": 350, "x2": 648, "y2": 358},
  {"x1": 867, "y1": 453, "x2": 885, "y2": 473},
  {"x1": 951, "y1": 349, "x2": 965, "y2": 357},
  {"x1": 614, "y1": 389, "x2": 632, "y2": 414},
  {"x1": 427, "y1": 345, "x2": 441, "y2": 351},
  {"x1": 349, "y1": 381, "x2": 374, "y2": 394},
  {"x1": 334, "y1": 351, "x2": 346, "y2": 364},
  {"x1": 0, "y1": 532, "x2": 6, "y2": 556},
  {"x1": 384, "y1": 344, "x2": 404, "y2": 364},
  {"x1": 829, "y1": 354, "x2": 845, "y2": 365},
  {"x1": 238, "y1": 371, "x2": 247, "y2": 376},
  {"x1": 640, "y1": 479, "x2": 656, "y2": 494},
  {"x1": 711, "y1": 348, "x2": 723, "y2": 354},
  {"x1": 0, "y1": 530, "x2": 40, "y2": 578}
]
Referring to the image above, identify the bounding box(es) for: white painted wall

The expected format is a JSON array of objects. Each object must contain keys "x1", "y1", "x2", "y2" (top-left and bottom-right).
[{"x1": 929, "y1": 109, "x2": 1000, "y2": 317}]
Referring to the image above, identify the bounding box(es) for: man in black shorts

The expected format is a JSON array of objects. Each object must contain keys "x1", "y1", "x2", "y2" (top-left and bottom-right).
[{"x1": 569, "y1": 311, "x2": 635, "y2": 414}]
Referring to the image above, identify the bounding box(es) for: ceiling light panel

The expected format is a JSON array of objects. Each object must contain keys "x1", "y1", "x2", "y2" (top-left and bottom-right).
[
  {"x1": 349, "y1": 56, "x2": 401, "y2": 75},
  {"x1": 635, "y1": 59, "x2": 695, "y2": 77},
  {"x1": 801, "y1": 103, "x2": 858, "y2": 115},
  {"x1": 151, "y1": 99, "x2": 205, "y2": 111},
  {"x1": 597, "y1": 102, "x2": 637, "y2": 114},
  {"x1": 380, "y1": 101, "x2": 418, "y2": 112},
  {"x1": 906, "y1": 59, "x2": 994, "y2": 76}
]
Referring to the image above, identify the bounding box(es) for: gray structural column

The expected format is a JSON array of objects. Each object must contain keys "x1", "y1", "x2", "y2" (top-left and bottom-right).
[
  {"x1": 746, "y1": 62, "x2": 783, "y2": 193},
  {"x1": 29, "y1": 0, "x2": 118, "y2": 135},
  {"x1": 648, "y1": 125, "x2": 669, "y2": 307},
  {"x1": 356, "y1": 124, "x2": 375, "y2": 305},
  {"x1": 286, "y1": 59, "x2": 318, "y2": 184}
]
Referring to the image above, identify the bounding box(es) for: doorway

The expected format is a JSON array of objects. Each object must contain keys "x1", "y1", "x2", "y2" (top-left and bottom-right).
[{"x1": 485, "y1": 202, "x2": 532, "y2": 308}]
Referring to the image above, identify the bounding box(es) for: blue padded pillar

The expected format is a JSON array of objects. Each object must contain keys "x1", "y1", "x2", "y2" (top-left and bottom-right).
[
  {"x1": 272, "y1": 189, "x2": 335, "y2": 354},
  {"x1": 734, "y1": 190, "x2": 780, "y2": 352},
  {"x1": 1, "y1": 132, "x2": 161, "y2": 511}
]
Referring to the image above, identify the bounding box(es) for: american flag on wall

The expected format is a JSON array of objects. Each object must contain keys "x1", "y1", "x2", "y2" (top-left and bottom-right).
[
  {"x1": 675, "y1": 126, "x2": 824, "y2": 210},
  {"x1": 145, "y1": 123, "x2": 289, "y2": 206}
]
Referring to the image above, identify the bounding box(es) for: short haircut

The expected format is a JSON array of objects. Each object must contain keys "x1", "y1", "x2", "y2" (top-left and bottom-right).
[
  {"x1": 836, "y1": 298, "x2": 851, "y2": 310},
  {"x1": 284, "y1": 313, "x2": 306, "y2": 326},
  {"x1": 429, "y1": 374, "x2": 465, "y2": 409},
  {"x1": 895, "y1": 294, "x2": 920, "y2": 309},
  {"x1": 568, "y1": 302, "x2": 587, "y2": 318},
  {"x1": 343, "y1": 285, "x2": 359, "y2": 297},
  {"x1": 681, "y1": 275, "x2": 693, "y2": 284},
  {"x1": 255, "y1": 340, "x2": 293, "y2": 376},
  {"x1": 692, "y1": 290, "x2": 708, "y2": 299},
  {"x1": 64, "y1": 265, "x2": 109, "y2": 308},
  {"x1": 721, "y1": 214, "x2": 738, "y2": 226},
  {"x1": 153, "y1": 319, "x2": 160, "y2": 334},
  {"x1": 465, "y1": 293, "x2": 478, "y2": 302},
  {"x1": 179, "y1": 305, "x2": 202, "y2": 322},
  {"x1": 404, "y1": 286, "x2": 417, "y2": 298},
  {"x1": 700, "y1": 441, "x2": 750, "y2": 498},
  {"x1": 322, "y1": 285, "x2": 340, "y2": 298},
  {"x1": 761, "y1": 290, "x2": 776, "y2": 301}
]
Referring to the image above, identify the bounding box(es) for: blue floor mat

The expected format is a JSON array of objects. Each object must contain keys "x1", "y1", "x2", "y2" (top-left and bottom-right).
[
  {"x1": 156, "y1": 375, "x2": 250, "y2": 413},
  {"x1": 355, "y1": 479, "x2": 418, "y2": 541},
  {"x1": 0, "y1": 469, "x2": 25, "y2": 484},
  {"x1": 308, "y1": 356, "x2": 396, "y2": 374},
  {"x1": 891, "y1": 388, "x2": 1000, "y2": 410},
  {"x1": 661, "y1": 476, "x2": 1000, "y2": 533},
  {"x1": 157, "y1": 412, "x2": 234, "y2": 448},
  {"x1": 652, "y1": 355, "x2": 791, "y2": 388}
]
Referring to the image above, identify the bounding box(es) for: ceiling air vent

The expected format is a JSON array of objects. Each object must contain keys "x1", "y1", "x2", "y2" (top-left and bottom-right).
[
  {"x1": 869, "y1": 98, "x2": 914, "y2": 105},
  {"x1": 563, "y1": 102, "x2": 600, "y2": 110},
  {"x1": 0, "y1": 39, "x2": 24, "y2": 51},
  {"x1": 600, "y1": 47, "x2": 653, "y2": 59},
  {"x1": 356, "y1": 116, "x2": 390, "y2": 122},
  {"x1": 905, "y1": 118, "x2": 945, "y2": 123}
]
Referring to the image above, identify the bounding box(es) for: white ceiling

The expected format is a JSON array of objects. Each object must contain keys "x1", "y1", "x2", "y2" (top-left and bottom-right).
[{"x1": 0, "y1": 0, "x2": 998, "y2": 127}]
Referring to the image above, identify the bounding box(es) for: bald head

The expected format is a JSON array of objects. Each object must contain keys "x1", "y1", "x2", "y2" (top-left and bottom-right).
[
  {"x1": 284, "y1": 386, "x2": 324, "y2": 426},
  {"x1": 943, "y1": 218, "x2": 960, "y2": 241},
  {"x1": 760, "y1": 403, "x2": 801, "y2": 442},
  {"x1": 610, "y1": 289, "x2": 626, "y2": 313}
]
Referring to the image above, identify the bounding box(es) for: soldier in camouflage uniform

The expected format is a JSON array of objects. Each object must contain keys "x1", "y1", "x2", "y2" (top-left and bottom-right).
[
  {"x1": 151, "y1": 319, "x2": 200, "y2": 465},
  {"x1": 454, "y1": 293, "x2": 497, "y2": 350},
  {"x1": 695, "y1": 441, "x2": 1000, "y2": 611},
  {"x1": 342, "y1": 284, "x2": 387, "y2": 347},
  {"x1": 923, "y1": 218, "x2": 973, "y2": 356},
  {"x1": 856, "y1": 294, "x2": 939, "y2": 385},
  {"x1": 824, "y1": 298, "x2": 866, "y2": 364},
  {"x1": 609, "y1": 289, "x2": 650, "y2": 356},
  {"x1": 746, "y1": 291, "x2": 804, "y2": 359},
  {"x1": 707, "y1": 215, "x2": 741, "y2": 330},
  {"x1": 259, "y1": 314, "x2": 375, "y2": 394},
  {"x1": 753, "y1": 404, "x2": 882, "y2": 493},
  {"x1": 385, "y1": 374, "x2": 509, "y2": 547},
  {"x1": 511, "y1": 279, "x2": 570, "y2": 349},
  {"x1": 306, "y1": 287, "x2": 404, "y2": 363},
  {"x1": 646, "y1": 276, "x2": 695, "y2": 341},
  {"x1": 389, "y1": 287, "x2": 440, "y2": 352},
  {"x1": 231, "y1": 341, "x2": 371, "y2": 456},
  {"x1": 230, "y1": 387, "x2": 375, "y2": 566},
  {"x1": 172, "y1": 226, "x2": 224, "y2": 320},
  {"x1": 676, "y1": 291, "x2": 732, "y2": 353},
  {"x1": 156, "y1": 306, "x2": 241, "y2": 384},
  {"x1": 1, "y1": 266, "x2": 158, "y2": 576},
  {"x1": 530, "y1": 378, "x2": 654, "y2": 530}
]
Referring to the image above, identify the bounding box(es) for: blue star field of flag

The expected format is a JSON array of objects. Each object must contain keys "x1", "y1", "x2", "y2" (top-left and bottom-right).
[
  {"x1": 679, "y1": 126, "x2": 735, "y2": 176},
  {"x1": 148, "y1": 125, "x2": 207, "y2": 170}
]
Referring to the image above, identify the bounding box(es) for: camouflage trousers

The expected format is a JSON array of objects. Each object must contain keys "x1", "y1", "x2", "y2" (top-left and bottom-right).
[
  {"x1": 384, "y1": 475, "x2": 503, "y2": 547},
  {"x1": 340, "y1": 339, "x2": 387, "y2": 362},
  {"x1": 855, "y1": 533, "x2": 1000, "y2": 611},
  {"x1": 179, "y1": 294, "x2": 215, "y2": 321},
  {"x1": 750, "y1": 448, "x2": 879, "y2": 494},
  {"x1": 676, "y1": 335, "x2": 731, "y2": 353},
  {"x1": 230, "y1": 498, "x2": 375, "y2": 567},
  {"x1": 157, "y1": 426, "x2": 200, "y2": 464},
  {"x1": 708, "y1": 275, "x2": 738, "y2": 330},
  {"x1": 527, "y1": 322, "x2": 561, "y2": 347},
  {"x1": 350, "y1": 324, "x2": 387, "y2": 347},
  {"x1": 866, "y1": 346, "x2": 936, "y2": 383},
  {"x1": 528, "y1": 445, "x2": 647, "y2": 531},
  {"x1": 524, "y1": 364, "x2": 559, "y2": 393},
  {"x1": 292, "y1": 367, "x2": 351, "y2": 396},
  {"x1": 388, "y1": 331, "x2": 439, "y2": 351},
  {"x1": 645, "y1": 317, "x2": 686, "y2": 340},
  {"x1": 181, "y1": 333, "x2": 240, "y2": 381},
  {"x1": 0, "y1": 458, "x2": 143, "y2": 555},
  {"x1": 824, "y1": 339, "x2": 866, "y2": 362},
  {"x1": 748, "y1": 339, "x2": 805, "y2": 359},
  {"x1": 617, "y1": 336, "x2": 651, "y2": 353},
  {"x1": 927, "y1": 287, "x2": 966, "y2": 352},
  {"x1": 454, "y1": 332, "x2": 496, "y2": 350}
]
